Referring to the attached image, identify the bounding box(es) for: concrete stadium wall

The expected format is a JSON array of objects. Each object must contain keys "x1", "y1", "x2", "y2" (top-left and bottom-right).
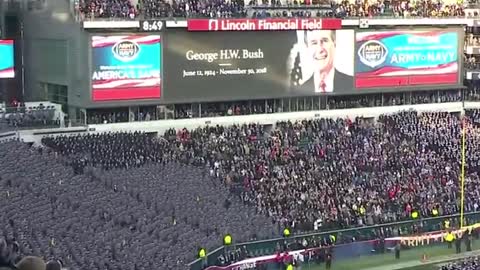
[
  {"x1": 88, "y1": 102, "x2": 472, "y2": 134},
  {"x1": 9, "y1": 101, "x2": 480, "y2": 143},
  {"x1": 22, "y1": 0, "x2": 90, "y2": 110}
]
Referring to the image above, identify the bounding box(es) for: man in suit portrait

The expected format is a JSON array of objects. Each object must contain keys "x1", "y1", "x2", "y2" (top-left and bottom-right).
[{"x1": 288, "y1": 30, "x2": 353, "y2": 94}]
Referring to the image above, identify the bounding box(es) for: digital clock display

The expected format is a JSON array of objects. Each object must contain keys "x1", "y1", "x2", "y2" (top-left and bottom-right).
[{"x1": 140, "y1": 20, "x2": 164, "y2": 32}]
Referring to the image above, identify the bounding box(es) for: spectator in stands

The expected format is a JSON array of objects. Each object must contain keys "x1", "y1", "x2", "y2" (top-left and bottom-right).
[
  {"x1": 45, "y1": 260, "x2": 62, "y2": 270},
  {"x1": 466, "y1": 55, "x2": 480, "y2": 70},
  {"x1": 0, "y1": 237, "x2": 21, "y2": 269},
  {"x1": 4, "y1": 109, "x2": 480, "y2": 269},
  {"x1": 78, "y1": 0, "x2": 464, "y2": 19},
  {"x1": 78, "y1": 0, "x2": 136, "y2": 19},
  {"x1": 1, "y1": 137, "x2": 278, "y2": 270},
  {"x1": 166, "y1": 111, "x2": 480, "y2": 231},
  {"x1": 41, "y1": 132, "x2": 168, "y2": 171},
  {"x1": 0, "y1": 103, "x2": 59, "y2": 133},
  {"x1": 441, "y1": 256, "x2": 480, "y2": 270},
  {"x1": 15, "y1": 257, "x2": 46, "y2": 270}
]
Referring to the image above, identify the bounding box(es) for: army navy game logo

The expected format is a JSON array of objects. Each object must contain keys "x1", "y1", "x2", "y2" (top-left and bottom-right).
[
  {"x1": 357, "y1": 40, "x2": 388, "y2": 68},
  {"x1": 112, "y1": 40, "x2": 141, "y2": 62}
]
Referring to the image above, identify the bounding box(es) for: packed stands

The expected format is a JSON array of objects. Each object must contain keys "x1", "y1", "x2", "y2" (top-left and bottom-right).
[
  {"x1": 163, "y1": 111, "x2": 480, "y2": 230},
  {"x1": 1, "y1": 109, "x2": 480, "y2": 269},
  {"x1": 252, "y1": 0, "x2": 465, "y2": 18},
  {"x1": 440, "y1": 256, "x2": 480, "y2": 270},
  {"x1": 43, "y1": 110, "x2": 480, "y2": 231},
  {"x1": 8, "y1": 0, "x2": 480, "y2": 268},
  {"x1": 76, "y1": 0, "x2": 466, "y2": 19},
  {"x1": 41, "y1": 132, "x2": 169, "y2": 171},
  {"x1": 0, "y1": 137, "x2": 277, "y2": 270},
  {"x1": 163, "y1": 0, "x2": 247, "y2": 18},
  {"x1": 77, "y1": 0, "x2": 137, "y2": 20}
]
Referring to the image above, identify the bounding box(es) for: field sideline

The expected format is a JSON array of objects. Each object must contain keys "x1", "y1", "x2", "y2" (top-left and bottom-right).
[{"x1": 298, "y1": 241, "x2": 480, "y2": 270}]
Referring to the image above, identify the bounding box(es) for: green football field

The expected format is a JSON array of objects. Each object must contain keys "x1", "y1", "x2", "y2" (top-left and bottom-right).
[
  {"x1": 400, "y1": 266, "x2": 438, "y2": 270},
  {"x1": 298, "y1": 240, "x2": 480, "y2": 270}
]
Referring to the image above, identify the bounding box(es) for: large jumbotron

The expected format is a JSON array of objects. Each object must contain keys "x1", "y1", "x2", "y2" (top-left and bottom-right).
[{"x1": 2, "y1": 0, "x2": 480, "y2": 270}]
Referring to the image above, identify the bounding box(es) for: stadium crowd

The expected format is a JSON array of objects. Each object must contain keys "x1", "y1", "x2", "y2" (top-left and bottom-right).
[
  {"x1": 76, "y1": 0, "x2": 466, "y2": 19},
  {"x1": 466, "y1": 34, "x2": 480, "y2": 47},
  {"x1": 43, "y1": 109, "x2": 480, "y2": 231},
  {"x1": 77, "y1": 0, "x2": 137, "y2": 19},
  {"x1": 0, "y1": 104, "x2": 60, "y2": 133},
  {"x1": 1, "y1": 109, "x2": 480, "y2": 269},
  {"x1": 85, "y1": 90, "x2": 464, "y2": 124},
  {"x1": 1, "y1": 137, "x2": 278, "y2": 270},
  {"x1": 40, "y1": 109, "x2": 480, "y2": 231},
  {"x1": 441, "y1": 256, "x2": 480, "y2": 270},
  {"x1": 466, "y1": 56, "x2": 480, "y2": 70},
  {"x1": 164, "y1": 111, "x2": 480, "y2": 230}
]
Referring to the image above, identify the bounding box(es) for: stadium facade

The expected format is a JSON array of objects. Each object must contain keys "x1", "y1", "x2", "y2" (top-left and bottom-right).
[
  {"x1": 18, "y1": 0, "x2": 480, "y2": 125},
  {"x1": 1, "y1": 3, "x2": 480, "y2": 270}
]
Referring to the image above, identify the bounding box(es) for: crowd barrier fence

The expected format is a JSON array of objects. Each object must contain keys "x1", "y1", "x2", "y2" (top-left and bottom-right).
[{"x1": 189, "y1": 211, "x2": 480, "y2": 270}]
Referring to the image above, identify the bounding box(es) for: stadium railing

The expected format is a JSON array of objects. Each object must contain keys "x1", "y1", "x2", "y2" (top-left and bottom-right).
[
  {"x1": 188, "y1": 211, "x2": 480, "y2": 270},
  {"x1": 0, "y1": 103, "x2": 83, "y2": 132},
  {"x1": 77, "y1": 13, "x2": 473, "y2": 21}
]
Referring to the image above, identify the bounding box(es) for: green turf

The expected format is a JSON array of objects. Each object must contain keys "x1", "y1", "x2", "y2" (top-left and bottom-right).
[
  {"x1": 398, "y1": 265, "x2": 438, "y2": 270},
  {"x1": 300, "y1": 240, "x2": 480, "y2": 270}
]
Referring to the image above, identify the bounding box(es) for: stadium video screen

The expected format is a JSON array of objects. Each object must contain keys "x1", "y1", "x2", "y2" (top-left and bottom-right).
[
  {"x1": 0, "y1": 40, "x2": 14, "y2": 78},
  {"x1": 163, "y1": 28, "x2": 462, "y2": 103},
  {"x1": 91, "y1": 35, "x2": 161, "y2": 102},
  {"x1": 163, "y1": 29, "x2": 355, "y2": 103},
  {"x1": 355, "y1": 30, "x2": 460, "y2": 88}
]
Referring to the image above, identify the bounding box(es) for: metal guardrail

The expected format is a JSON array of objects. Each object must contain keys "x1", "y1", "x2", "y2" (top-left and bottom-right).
[
  {"x1": 188, "y1": 211, "x2": 480, "y2": 270},
  {"x1": 0, "y1": 131, "x2": 18, "y2": 142}
]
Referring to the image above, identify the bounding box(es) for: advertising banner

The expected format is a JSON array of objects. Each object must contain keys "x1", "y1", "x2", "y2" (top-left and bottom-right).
[
  {"x1": 91, "y1": 35, "x2": 161, "y2": 102},
  {"x1": 163, "y1": 30, "x2": 355, "y2": 102},
  {"x1": 200, "y1": 225, "x2": 480, "y2": 270},
  {"x1": 355, "y1": 30, "x2": 459, "y2": 88},
  {"x1": 0, "y1": 40, "x2": 14, "y2": 78},
  {"x1": 187, "y1": 18, "x2": 342, "y2": 32}
]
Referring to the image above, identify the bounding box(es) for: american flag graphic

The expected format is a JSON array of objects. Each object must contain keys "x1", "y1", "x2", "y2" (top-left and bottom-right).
[
  {"x1": 91, "y1": 35, "x2": 161, "y2": 101},
  {"x1": 91, "y1": 35, "x2": 160, "y2": 48},
  {"x1": 93, "y1": 78, "x2": 161, "y2": 90},
  {"x1": 92, "y1": 35, "x2": 161, "y2": 90}
]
